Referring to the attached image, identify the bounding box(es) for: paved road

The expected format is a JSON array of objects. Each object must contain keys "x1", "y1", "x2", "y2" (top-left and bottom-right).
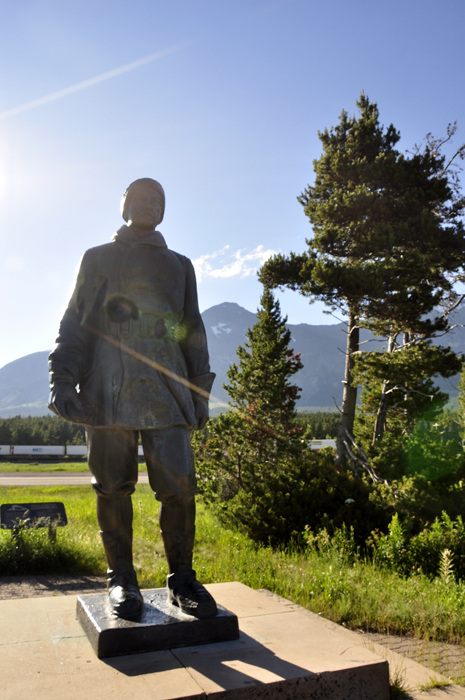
[{"x1": 0, "y1": 472, "x2": 150, "y2": 486}]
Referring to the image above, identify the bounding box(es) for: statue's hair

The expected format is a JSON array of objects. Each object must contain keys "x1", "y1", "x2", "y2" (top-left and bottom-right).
[{"x1": 120, "y1": 178, "x2": 165, "y2": 222}]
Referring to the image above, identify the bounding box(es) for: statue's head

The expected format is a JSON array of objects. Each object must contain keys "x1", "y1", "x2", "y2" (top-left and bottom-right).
[{"x1": 121, "y1": 178, "x2": 165, "y2": 229}]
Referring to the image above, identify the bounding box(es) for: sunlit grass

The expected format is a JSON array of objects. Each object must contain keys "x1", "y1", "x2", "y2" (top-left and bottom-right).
[
  {"x1": 0, "y1": 461, "x2": 147, "y2": 472},
  {"x1": 2, "y1": 485, "x2": 465, "y2": 647},
  {"x1": 0, "y1": 462, "x2": 89, "y2": 473}
]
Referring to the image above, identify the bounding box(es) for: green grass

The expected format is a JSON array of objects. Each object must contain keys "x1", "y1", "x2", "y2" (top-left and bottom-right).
[
  {"x1": 0, "y1": 462, "x2": 148, "y2": 472},
  {"x1": 3, "y1": 484, "x2": 465, "y2": 648},
  {"x1": 388, "y1": 664, "x2": 409, "y2": 698},
  {"x1": 0, "y1": 485, "x2": 105, "y2": 574},
  {"x1": 418, "y1": 676, "x2": 451, "y2": 691}
]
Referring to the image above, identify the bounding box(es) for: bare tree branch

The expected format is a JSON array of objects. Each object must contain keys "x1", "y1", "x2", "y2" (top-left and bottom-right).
[{"x1": 342, "y1": 429, "x2": 389, "y2": 484}]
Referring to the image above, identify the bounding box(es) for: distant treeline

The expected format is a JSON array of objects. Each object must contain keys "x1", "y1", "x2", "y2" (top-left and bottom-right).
[
  {"x1": 0, "y1": 416, "x2": 86, "y2": 446},
  {"x1": 0, "y1": 411, "x2": 339, "y2": 446},
  {"x1": 296, "y1": 411, "x2": 339, "y2": 439}
]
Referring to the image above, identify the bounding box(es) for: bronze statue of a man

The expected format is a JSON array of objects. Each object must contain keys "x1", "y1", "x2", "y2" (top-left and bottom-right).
[{"x1": 48, "y1": 178, "x2": 217, "y2": 621}]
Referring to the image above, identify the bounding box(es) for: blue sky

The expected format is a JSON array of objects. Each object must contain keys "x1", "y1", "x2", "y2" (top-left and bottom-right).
[{"x1": 0, "y1": 0, "x2": 464, "y2": 369}]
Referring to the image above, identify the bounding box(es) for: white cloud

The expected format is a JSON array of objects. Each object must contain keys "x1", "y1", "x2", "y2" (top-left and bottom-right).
[{"x1": 193, "y1": 245, "x2": 277, "y2": 283}]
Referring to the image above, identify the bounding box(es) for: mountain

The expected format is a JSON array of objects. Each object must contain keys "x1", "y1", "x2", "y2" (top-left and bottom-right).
[
  {"x1": 202, "y1": 302, "x2": 347, "y2": 410},
  {"x1": 0, "y1": 351, "x2": 51, "y2": 418},
  {"x1": 1, "y1": 302, "x2": 464, "y2": 418}
]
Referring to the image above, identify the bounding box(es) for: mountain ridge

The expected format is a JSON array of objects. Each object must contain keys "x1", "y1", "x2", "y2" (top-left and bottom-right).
[{"x1": 1, "y1": 301, "x2": 463, "y2": 418}]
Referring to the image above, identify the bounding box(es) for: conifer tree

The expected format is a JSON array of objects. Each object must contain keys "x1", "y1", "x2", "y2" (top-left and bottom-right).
[
  {"x1": 260, "y1": 94, "x2": 465, "y2": 467},
  {"x1": 225, "y1": 286, "x2": 303, "y2": 435},
  {"x1": 353, "y1": 341, "x2": 462, "y2": 479},
  {"x1": 457, "y1": 363, "x2": 465, "y2": 445},
  {"x1": 193, "y1": 288, "x2": 306, "y2": 542}
]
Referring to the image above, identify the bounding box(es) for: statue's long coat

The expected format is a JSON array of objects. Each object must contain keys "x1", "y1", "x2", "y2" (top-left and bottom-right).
[{"x1": 49, "y1": 226, "x2": 214, "y2": 429}]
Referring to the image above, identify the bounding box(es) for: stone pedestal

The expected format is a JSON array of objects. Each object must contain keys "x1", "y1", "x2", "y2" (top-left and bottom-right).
[{"x1": 76, "y1": 588, "x2": 239, "y2": 658}]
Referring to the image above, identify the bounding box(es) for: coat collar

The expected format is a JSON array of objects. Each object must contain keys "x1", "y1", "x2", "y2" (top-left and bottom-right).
[{"x1": 112, "y1": 225, "x2": 167, "y2": 248}]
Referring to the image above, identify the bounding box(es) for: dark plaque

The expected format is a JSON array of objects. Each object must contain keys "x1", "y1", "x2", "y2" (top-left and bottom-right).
[
  {"x1": 77, "y1": 588, "x2": 239, "y2": 658},
  {"x1": 0, "y1": 502, "x2": 67, "y2": 529}
]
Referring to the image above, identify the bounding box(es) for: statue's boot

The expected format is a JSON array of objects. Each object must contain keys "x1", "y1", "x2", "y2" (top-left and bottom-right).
[
  {"x1": 160, "y1": 500, "x2": 217, "y2": 619},
  {"x1": 167, "y1": 569, "x2": 217, "y2": 619},
  {"x1": 98, "y1": 498, "x2": 143, "y2": 621}
]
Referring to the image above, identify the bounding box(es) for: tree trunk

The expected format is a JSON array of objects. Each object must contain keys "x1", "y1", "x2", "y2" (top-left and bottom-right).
[
  {"x1": 372, "y1": 334, "x2": 396, "y2": 444},
  {"x1": 335, "y1": 310, "x2": 360, "y2": 467}
]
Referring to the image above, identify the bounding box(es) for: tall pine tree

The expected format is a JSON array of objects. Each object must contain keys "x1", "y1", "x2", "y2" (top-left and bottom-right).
[
  {"x1": 260, "y1": 94, "x2": 465, "y2": 467},
  {"x1": 193, "y1": 288, "x2": 306, "y2": 543}
]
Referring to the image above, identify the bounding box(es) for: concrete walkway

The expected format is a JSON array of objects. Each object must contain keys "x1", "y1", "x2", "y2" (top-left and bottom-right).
[
  {"x1": 0, "y1": 582, "x2": 391, "y2": 700},
  {"x1": 1, "y1": 576, "x2": 464, "y2": 698}
]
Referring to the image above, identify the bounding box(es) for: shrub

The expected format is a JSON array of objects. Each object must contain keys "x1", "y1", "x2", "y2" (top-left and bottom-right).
[{"x1": 367, "y1": 512, "x2": 465, "y2": 580}]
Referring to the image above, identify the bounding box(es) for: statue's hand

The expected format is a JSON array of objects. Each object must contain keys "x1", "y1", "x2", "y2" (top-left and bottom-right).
[
  {"x1": 49, "y1": 384, "x2": 93, "y2": 424},
  {"x1": 194, "y1": 400, "x2": 209, "y2": 431}
]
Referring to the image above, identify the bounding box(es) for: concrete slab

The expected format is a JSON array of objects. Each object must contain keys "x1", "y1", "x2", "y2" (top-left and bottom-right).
[
  {"x1": 173, "y1": 587, "x2": 389, "y2": 699},
  {"x1": 0, "y1": 582, "x2": 390, "y2": 700}
]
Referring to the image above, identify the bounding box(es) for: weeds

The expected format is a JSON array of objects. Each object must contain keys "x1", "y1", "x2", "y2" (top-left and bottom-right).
[
  {"x1": 418, "y1": 676, "x2": 451, "y2": 691},
  {"x1": 439, "y1": 549, "x2": 455, "y2": 583},
  {"x1": 0, "y1": 486, "x2": 104, "y2": 575},
  {"x1": 3, "y1": 485, "x2": 465, "y2": 646},
  {"x1": 389, "y1": 664, "x2": 409, "y2": 698},
  {"x1": 0, "y1": 462, "x2": 148, "y2": 473}
]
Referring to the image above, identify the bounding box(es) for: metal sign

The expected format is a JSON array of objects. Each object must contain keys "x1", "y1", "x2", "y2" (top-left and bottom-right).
[{"x1": 0, "y1": 502, "x2": 68, "y2": 529}]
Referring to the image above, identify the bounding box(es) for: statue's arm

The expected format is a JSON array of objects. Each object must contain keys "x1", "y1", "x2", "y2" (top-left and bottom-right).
[
  {"x1": 180, "y1": 257, "x2": 215, "y2": 430},
  {"x1": 48, "y1": 252, "x2": 96, "y2": 424}
]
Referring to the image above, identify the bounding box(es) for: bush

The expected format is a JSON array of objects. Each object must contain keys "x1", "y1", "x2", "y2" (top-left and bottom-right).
[
  {"x1": 368, "y1": 467, "x2": 465, "y2": 532},
  {"x1": 367, "y1": 512, "x2": 465, "y2": 580},
  {"x1": 197, "y1": 439, "x2": 390, "y2": 546}
]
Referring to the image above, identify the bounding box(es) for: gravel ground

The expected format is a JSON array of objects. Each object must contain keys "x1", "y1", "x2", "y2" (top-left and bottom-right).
[{"x1": 0, "y1": 574, "x2": 106, "y2": 599}]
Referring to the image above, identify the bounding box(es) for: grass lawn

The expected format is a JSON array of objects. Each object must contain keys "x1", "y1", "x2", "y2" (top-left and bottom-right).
[
  {"x1": 0, "y1": 461, "x2": 148, "y2": 472},
  {"x1": 2, "y1": 484, "x2": 465, "y2": 649}
]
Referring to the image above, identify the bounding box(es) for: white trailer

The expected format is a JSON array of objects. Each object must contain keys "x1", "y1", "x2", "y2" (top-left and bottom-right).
[
  {"x1": 0, "y1": 445, "x2": 11, "y2": 456},
  {"x1": 12, "y1": 445, "x2": 66, "y2": 457},
  {"x1": 310, "y1": 440, "x2": 336, "y2": 451},
  {"x1": 66, "y1": 445, "x2": 87, "y2": 457}
]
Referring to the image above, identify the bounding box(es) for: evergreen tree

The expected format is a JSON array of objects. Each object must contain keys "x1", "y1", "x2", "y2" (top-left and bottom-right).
[
  {"x1": 225, "y1": 286, "x2": 303, "y2": 436},
  {"x1": 194, "y1": 289, "x2": 393, "y2": 545},
  {"x1": 353, "y1": 342, "x2": 462, "y2": 479},
  {"x1": 0, "y1": 415, "x2": 86, "y2": 445},
  {"x1": 193, "y1": 288, "x2": 307, "y2": 543},
  {"x1": 457, "y1": 363, "x2": 465, "y2": 445},
  {"x1": 295, "y1": 411, "x2": 340, "y2": 439},
  {"x1": 260, "y1": 94, "x2": 465, "y2": 467}
]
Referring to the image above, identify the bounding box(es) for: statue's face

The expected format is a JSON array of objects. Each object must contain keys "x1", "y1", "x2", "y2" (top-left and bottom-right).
[{"x1": 126, "y1": 188, "x2": 164, "y2": 230}]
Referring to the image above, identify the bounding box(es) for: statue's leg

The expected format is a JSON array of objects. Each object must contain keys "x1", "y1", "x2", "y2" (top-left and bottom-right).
[
  {"x1": 86, "y1": 426, "x2": 143, "y2": 620},
  {"x1": 142, "y1": 426, "x2": 217, "y2": 619}
]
